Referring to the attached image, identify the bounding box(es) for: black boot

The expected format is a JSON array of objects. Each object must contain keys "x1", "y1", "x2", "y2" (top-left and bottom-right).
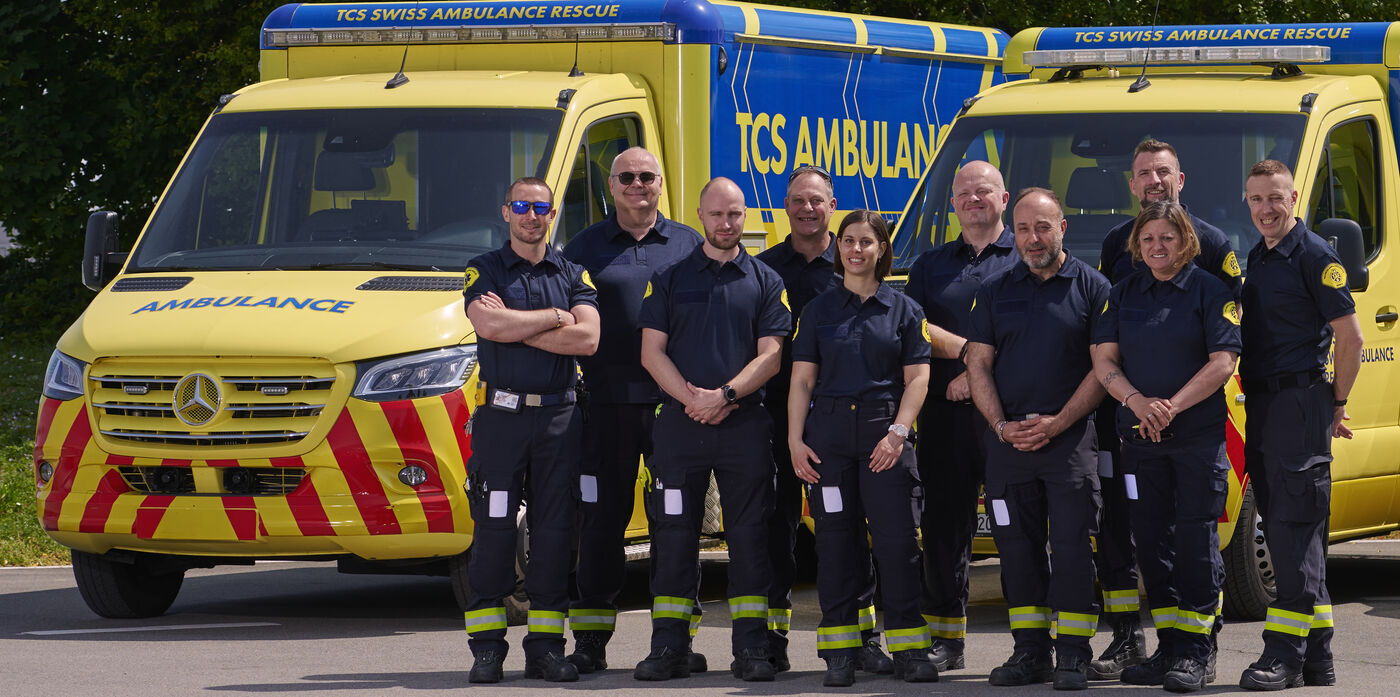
[
  {"x1": 567, "y1": 630, "x2": 608, "y2": 673},
  {"x1": 989, "y1": 651, "x2": 1054, "y2": 686},
  {"x1": 1303, "y1": 659, "x2": 1336, "y2": 686},
  {"x1": 524, "y1": 652, "x2": 580, "y2": 682},
  {"x1": 1087, "y1": 612, "x2": 1147, "y2": 680},
  {"x1": 633, "y1": 647, "x2": 690, "y2": 681},
  {"x1": 1053, "y1": 655, "x2": 1089, "y2": 691},
  {"x1": 730, "y1": 647, "x2": 776, "y2": 682},
  {"x1": 856, "y1": 638, "x2": 895, "y2": 674},
  {"x1": 1164, "y1": 657, "x2": 1210, "y2": 693},
  {"x1": 823, "y1": 655, "x2": 856, "y2": 687},
  {"x1": 892, "y1": 650, "x2": 940, "y2": 683},
  {"x1": 1120, "y1": 648, "x2": 1171, "y2": 685},
  {"x1": 930, "y1": 639, "x2": 965, "y2": 671},
  {"x1": 1239, "y1": 656, "x2": 1303, "y2": 691},
  {"x1": 468, "y1": 651, "x2": 505, "y2": 684}
]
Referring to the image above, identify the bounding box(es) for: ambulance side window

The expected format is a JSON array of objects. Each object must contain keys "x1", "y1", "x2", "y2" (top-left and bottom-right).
[
  {"x1": 558, "y1": 116, "x2": 641, "y2": 245},
  {"x1": 1308, "y1": 118, "x2": 1381, "y2": 259}
]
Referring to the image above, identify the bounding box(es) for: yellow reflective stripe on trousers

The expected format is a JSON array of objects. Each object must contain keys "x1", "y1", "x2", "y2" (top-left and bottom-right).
[
  {"x1": 885, "y1": 625, "x2": 932, "y2": 652},
  {"x1": 1103, "y1": 588, "x2": 1141, "y2": 613},
  {"x1": 1176, "y1": 608, "x2": 1214, "y2": 635},
  {"x1": 1265, "y1": 607, "x2": 1314, "y2": 637},
  {"x1": 689, "y1": 609, "x2": 701, "y2": 636},
  {"x1": 464, "y1": 607, "x2": 508, "y2": 634},
  {"x1": 922, "y1": 614, "x2": 968, "y2": 639},
  {"x1": 568, "y1": 608, "x2": 617, "y2": 631},
  {"x1": 1008, "y1": 606, "x2": 1052, "y2": 630},
  {"x1": 528, "y1": 610, "x2": 566, "y2": 634},
  {"x1": 729, "y1": 595, "x2": 768, "y2": 620},
  {"x1": 817, "y1": 624, "x2": 863, "y2": 650},
  {"x1": 768, "y1": 608, "x2": 792, "y2": 632},
  {"x1": 652, "y1": 595, "x2": 695, "y2": 621},
  {"x1": 1151, "y1": 606, "x2": 1179, "y2": 630},
  {"x1": 1057, "y1": 611, "x2": 1099, "y2": 637},
  {"x1": 858, "y1": 604, "x2": 877, "y2": 632},
  {"x1": 1311, "y1": 605, "x2": 1334, "y2": 629}
]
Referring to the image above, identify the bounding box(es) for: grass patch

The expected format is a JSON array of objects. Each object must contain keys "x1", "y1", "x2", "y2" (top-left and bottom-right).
[{"x1": 0, "y1": 335, "x2": 69, "y2": 566}]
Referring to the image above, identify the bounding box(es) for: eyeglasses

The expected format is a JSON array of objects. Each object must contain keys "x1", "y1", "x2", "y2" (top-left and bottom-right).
[
  {"x1": 613, "y1": 171, "x2": 658, "y2": 186},
  {"x1": 507, "y1": 200, "x2": 552, "y2": 215},
  {"x1": 788, "y1": 164, "x2": 833, "y2": 185}
]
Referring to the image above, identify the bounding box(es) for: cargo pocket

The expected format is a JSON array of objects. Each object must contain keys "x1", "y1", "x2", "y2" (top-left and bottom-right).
[{"x1": 1276, "y1": 465, "x2": 1331, "y2": 523}]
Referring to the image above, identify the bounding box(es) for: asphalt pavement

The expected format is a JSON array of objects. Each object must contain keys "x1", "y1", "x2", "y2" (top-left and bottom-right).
[{"x1": 3, "y1": 542, "x2": 1400, "y2": 695}]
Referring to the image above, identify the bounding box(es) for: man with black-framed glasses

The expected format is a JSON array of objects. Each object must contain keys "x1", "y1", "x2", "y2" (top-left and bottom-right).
[
  {"x1": 561, "y1": 147, "x2": 703, "y2": 674},
  {"x1": 460, "y1": 177, "x2": 600, "y2": 684}
]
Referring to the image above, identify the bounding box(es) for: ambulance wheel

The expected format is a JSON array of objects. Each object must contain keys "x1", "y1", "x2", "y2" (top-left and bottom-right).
[
  {"x1": 1222, "y1": 484, "x2": 1275, "y2": 620},
  {"x1": 72, "y1": 550, "x2": 184, "y2": 618},
  {"x1": 700, "y1": 473, "x2": 723, "y2": 535},
  {"x1": 447, "y1": 551, "x2": 471, "y2": 612}
]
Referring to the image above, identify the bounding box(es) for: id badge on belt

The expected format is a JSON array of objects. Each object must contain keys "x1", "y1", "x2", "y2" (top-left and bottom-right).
[{"x1": 490, "y1": 389, "x2": 522, "y2": 413}]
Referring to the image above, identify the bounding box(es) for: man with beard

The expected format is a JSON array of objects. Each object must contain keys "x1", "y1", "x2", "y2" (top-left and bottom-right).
[
  {"x1": 634, "y1": 178, "x2": 791, "y2": 682},
  {"x1": 461, "y1": 177, "x2": 600, "y2": 683},
  {"x1": 562, "y1": 147, "x2": 702, "y2": 674},
  {"x1": 965, "y1": 187, "x2": 1110, "y2": 690}
]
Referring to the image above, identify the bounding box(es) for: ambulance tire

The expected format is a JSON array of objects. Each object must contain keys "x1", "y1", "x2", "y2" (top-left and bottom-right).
[
  {"x1": 701, "y1": 473, "x2": 723, "y2": 535},
  {"x1": 1222, "y1": 484, "x2": 1275, "y2": 621},
  {"x1": 444, "y1": 513, "x2": 530, "y2": 626},
  {"x1": 72, "y1": 550, "x2": 184, "y2": 618}
]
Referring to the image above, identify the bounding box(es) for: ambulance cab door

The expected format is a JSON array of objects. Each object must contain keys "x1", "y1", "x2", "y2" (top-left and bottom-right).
[
  {"x1": 1299, "y1": 103, "x2": 1400, "y2": 531},
  {"x1": 554, "y1": 102, "x2": 660, "y2": 248}
]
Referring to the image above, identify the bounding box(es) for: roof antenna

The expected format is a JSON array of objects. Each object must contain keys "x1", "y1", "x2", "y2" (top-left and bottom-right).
[
  {"x1": 568, "y1": 33, "x2": 584, "y2": 77},
  {"x1": 1128, "y1": 0, "x2": 1162, "y2": 93},
  {"x1": 385, "y1": 0, "x2": 423, "y2": 89}
]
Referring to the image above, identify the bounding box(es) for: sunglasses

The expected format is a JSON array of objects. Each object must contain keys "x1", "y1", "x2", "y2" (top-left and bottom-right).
[
  {"x1": 613, "y1": 171, "x2": 658, "y2": 186},
  {"x1": 507, "y1": 200, "x2": 552, "y2": 215},
  {"x1": 788, "y1": 164, "x2": 833, "y2": 184}
]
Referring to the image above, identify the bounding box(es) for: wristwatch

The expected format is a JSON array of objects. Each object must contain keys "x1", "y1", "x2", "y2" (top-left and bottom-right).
[
  {"x1": 721, "y1": 384, "x2": 738, "y2": 404},
  {"x1": 888, "y1": 423, "x2": 910, "y2": 439}
]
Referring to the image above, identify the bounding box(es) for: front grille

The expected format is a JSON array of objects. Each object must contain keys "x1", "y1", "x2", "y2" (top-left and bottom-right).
[
  {"x1": 89, "y1": 358, "x2": 337, "y2": 448},
  {"x1": 111, "y1": 277, "x2": 194, "y2": 292},
  {"x1": 117, "y1": 464, "x2": 306, "y2": 495}
]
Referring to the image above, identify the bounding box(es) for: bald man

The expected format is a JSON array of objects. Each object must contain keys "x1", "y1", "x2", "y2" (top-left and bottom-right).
[{"x1": 634, "y1": 178, "x2": 791, "y2": 682}]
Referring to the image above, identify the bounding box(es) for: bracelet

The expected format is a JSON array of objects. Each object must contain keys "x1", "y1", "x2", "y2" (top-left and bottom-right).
[
  {"x1": 553, "y1": 308, "x2": 562, "y2": 329},
  {"x1": 1120, "y1": 390, "x2": 1140, "y2": 407},
  {"x1": 1334, "y1": 398, "x2": 1348, "y2": 407},
  {"x1": 994, "y1": 419, "x2": 1008, "y2": 444},
  {"x1": 957, "y1": 341, "x2": 970, "y2": 363}
]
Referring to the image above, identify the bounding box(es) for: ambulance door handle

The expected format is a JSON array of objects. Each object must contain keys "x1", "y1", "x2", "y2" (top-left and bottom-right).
[{"x1": 1376, "y1": 311, "x2": 1398, "y2": 324}]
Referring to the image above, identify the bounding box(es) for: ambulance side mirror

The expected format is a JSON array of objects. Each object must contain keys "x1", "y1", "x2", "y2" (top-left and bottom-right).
[
  {"x1": 1319, "y1": 217, "x2": 1369, "y2": 293},
  {"x1": 82, "y1": 211, "x2": 125, "y2": 292}
]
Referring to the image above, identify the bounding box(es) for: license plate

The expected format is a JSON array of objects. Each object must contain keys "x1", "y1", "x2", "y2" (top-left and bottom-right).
[{"x1": 976, "y1": 512, "x2": 992, "y2": 535}]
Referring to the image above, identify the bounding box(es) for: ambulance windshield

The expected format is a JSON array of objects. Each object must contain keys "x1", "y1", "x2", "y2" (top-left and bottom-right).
[
  {"x1": 128, "y1": 108, "x2": 562, "y2": 272},
  {"x1": 892, "y1": 112, "x2": 1305, "y2": 274}
]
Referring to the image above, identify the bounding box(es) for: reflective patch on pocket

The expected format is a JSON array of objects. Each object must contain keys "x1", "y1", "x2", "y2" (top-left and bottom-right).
[
  {"x1": 1125, "y1": 473, "x2": 1139, "y2": 500},
  {"x1": 665, "y1": 488, "x2": 683, "y2": 515},
  {"x1": 489, "y1": 490, "x2": 509, "y2": 518},
  {"x1": 991, "y1": 499, "x2": 1010, "y2": 526},
  {"x1": 822, "y1": 486, "x2": 844, "y2": 514},
  {"x1": 580, "y1": 474, "x2": 598, "y2": 503}
]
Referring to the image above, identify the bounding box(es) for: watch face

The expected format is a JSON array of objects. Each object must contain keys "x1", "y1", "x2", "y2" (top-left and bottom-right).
[{"x1": 723, "y1": 386, "x2": 737, "y2": 403}]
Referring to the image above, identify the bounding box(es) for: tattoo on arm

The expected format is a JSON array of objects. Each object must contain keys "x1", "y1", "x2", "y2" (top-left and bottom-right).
[{"x1": 1104, "y1": 370, "x2": 1121, "y2": 386}]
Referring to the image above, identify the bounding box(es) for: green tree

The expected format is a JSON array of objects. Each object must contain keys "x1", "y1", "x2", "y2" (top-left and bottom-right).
[{"x1": 0, "y1": 1, "x2": 279, "y2": 339}]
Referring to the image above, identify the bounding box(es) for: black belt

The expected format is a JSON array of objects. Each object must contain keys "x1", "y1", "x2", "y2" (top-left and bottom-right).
[
  {"x1": 1241, "y1": 370, "x2": 1327, "y2": 394},
  {"x1": 484, "y1": 385, "x2": 576, "y2": 408}
]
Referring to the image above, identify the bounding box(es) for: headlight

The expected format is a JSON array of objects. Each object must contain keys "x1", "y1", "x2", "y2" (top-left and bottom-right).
[
  {"x1": 42, "y1": 350, "x2": 87, "y2": 401},
  {"x1": 352, "y1": 346, "x2": 477, "y2": 402}
]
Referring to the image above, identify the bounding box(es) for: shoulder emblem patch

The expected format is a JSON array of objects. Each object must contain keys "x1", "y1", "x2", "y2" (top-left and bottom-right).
[
  {"x1": 1101, "y1": 299, "x2": 1110, "y2": 316},
  {"x1": 1322, "y1": 262, "x2": 1347, "y2": 289},
  {"x1": 1223, "y1": 300, "x2": 1240, "y2": 326},
  {"x1": 580, "y1": 270, "x2": 595, "y2": 290},
  {"x1": 921, "y1": 319, "x2": 932, "y2": 344},
  {"x1": 1223, "y1": 251, "x2": 1242, "y2": 278},
  {"x1": 464, "y1": 267, "x2": 479, "y2": 289},
  {"x1": 643, "y1": 280, "x2": 653, "y2": 299},
  {"x1": 780, "y1": 289, "x2": 790, "y2": 311},
  {"x1": 792, "y1": 317, "x2": 801, "y2": 340}
]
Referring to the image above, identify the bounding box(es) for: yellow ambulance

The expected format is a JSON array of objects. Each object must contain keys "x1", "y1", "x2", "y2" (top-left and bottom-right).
[
  {"x1": 894, "y1": 22, "x2": 1400, "y2": 619},
  {"x1": 34, "y1": 0, "x2": 1002, "y2": 618}
]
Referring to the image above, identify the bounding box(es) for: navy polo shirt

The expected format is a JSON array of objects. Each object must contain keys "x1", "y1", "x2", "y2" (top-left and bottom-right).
[
  {"x1": 562, "y1": 212, "x2": 701, "y2": 404},
  {"x1": 1240, "y1": 218, "x2": 1356, "y2": 381},
  {"x1": 1099, "y1": 208, "x2": 1242, "y2": 298},
  {"x1": 638, "y1": 245, "x2": 791, "y2": 400},
  {"x1": 1093, "y1": 265, "x2": 1242, "y2": 440},
  {"x1": 966, "y1": 254, "x2": 1110, "y2": 417},
  {"x1": 755, "y1": 233, "x2": 840, "y2": 406},
  {"x1": 463, "y1": 244, "x2": 598, "y2": 394},
  {"x1": 905, "y1": 227, "x2": 1018, "y2": 393},
  {"x1": 792, "y1": 283, "x2": 931, "y2": 401}
]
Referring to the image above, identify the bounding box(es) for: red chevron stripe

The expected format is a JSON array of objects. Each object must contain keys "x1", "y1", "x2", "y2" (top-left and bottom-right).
[
  {"x1": 326, "y1": 410, "x2": 401, "y2": 535},
  {"x1": 381, "y1": 400, "x2": 453, "y2": 533},
  {"x1": 40, "y1": 407, "x2": 92, "y2": 530}
]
